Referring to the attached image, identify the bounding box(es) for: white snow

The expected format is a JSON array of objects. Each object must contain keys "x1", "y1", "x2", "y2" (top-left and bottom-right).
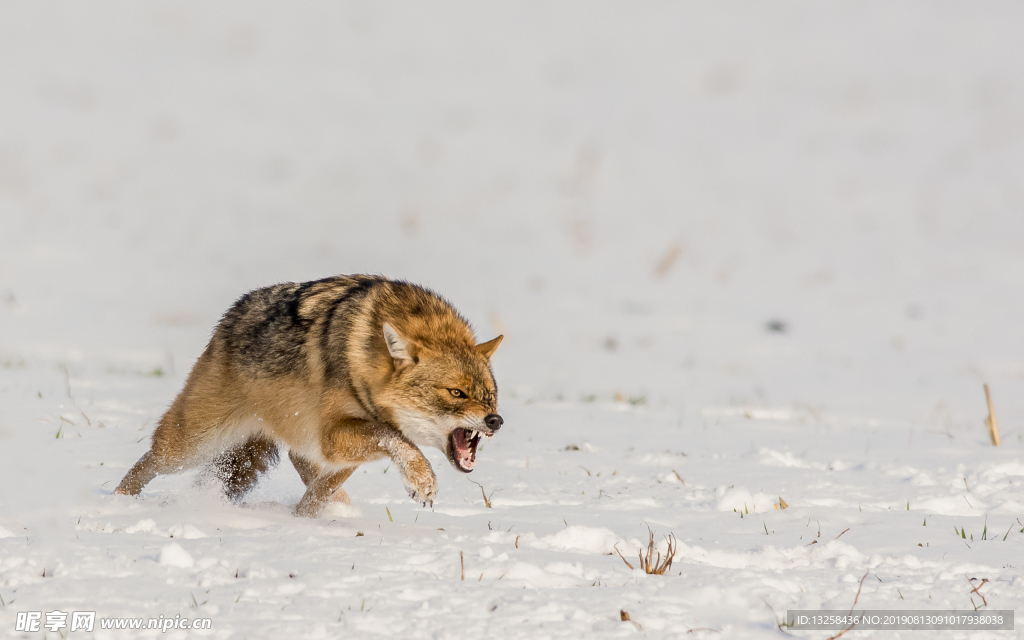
[
  {"x1": 159, "y1": 543, "x2": 196, "y2": 569},
  {"x1": 2, "y1": 1, "x2": 1024, "y2": 638},
  {"x1": 539, "y1": 526, "x2": 624, "y2": 556}
]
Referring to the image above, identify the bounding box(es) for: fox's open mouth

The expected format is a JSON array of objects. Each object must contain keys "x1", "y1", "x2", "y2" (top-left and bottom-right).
[{"x1": 447, "y1": 428, "x2": 489, "y2": 473}]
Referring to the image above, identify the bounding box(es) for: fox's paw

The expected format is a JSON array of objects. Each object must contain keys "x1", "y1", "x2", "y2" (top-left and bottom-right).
[{"x1": 402, "y1": 464, "x2": 437, "y2": 507}]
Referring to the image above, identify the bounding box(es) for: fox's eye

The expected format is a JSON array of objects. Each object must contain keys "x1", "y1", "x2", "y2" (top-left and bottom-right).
[{"x1": 448, "y1": 388, "x2": 468, "y2": 399}]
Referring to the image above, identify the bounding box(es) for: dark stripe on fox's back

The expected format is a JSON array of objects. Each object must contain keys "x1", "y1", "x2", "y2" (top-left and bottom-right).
[
  {"x1": 221, "y1": 283, "x2": 317, "y2": 377},
  {"x1": 319, "y1": 275, "x2": 384, "y2": 383}
]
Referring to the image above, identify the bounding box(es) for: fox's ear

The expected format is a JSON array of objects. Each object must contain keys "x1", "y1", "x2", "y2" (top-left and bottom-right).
[
  {"x1": 475, "y1": 335, "x2": 503, "y2": 359},
  {"x1": 383, "y1": 323, "x2": 418, "y2": 366}
]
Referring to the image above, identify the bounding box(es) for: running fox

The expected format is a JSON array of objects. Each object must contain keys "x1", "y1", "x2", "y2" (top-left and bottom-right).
[{"x1": 114, "y1": 275, "x2": 503, "y2": 517}]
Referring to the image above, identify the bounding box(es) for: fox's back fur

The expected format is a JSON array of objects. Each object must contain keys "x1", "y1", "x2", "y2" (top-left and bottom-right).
[{"x1": 115, "y1": 275, "x2": 503, "y2": 516}]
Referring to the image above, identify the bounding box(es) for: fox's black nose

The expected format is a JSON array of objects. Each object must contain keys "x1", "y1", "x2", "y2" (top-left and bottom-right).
[{"x1": 485, "y1": 414, "x2": 503, "y2": 432}]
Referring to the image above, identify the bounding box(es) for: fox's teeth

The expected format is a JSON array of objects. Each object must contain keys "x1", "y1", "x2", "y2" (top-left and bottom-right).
[{"x1": 470, "y1": 430, "x2": 479, "y2": 440}]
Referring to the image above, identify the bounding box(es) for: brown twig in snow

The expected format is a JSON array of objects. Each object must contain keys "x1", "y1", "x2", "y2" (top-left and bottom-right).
[
  {"x1": 654, "y1": 243, "x2": 684, "y2": 279},
  {"x1": 826, "y1": 571, "x2": 869, "y2": 640},
  {"x1": 984, "y1": 384, "x2": 1001, "y2": 446},
  {"x1": 967, "y1": 576, "x2": 989, "y2": 608},
  {"x1": 614, "y1": 543, "x2": 635, "y2": 570},
  {"x1": 469, "y1": 479, "x2": 499, "y2": 508},
  {"x1": 619, "y1": 609, "x2": 642, "y2": 630}
]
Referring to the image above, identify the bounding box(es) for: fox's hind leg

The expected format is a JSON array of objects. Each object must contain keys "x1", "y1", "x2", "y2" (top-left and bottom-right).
[
  {"x1": 289, "y1": 451, "x2": 355, "y2": 516},
  {"x1": 114, "y1": 451, "x2": 163, "y2": 496},
  {"x1": 213, "y1": 435, "x2": 280, "y2": 501},
  {"x1": 114, "y1": 405, "x2": 200, "y2": 496},
  {"x1": 115, "y1": 349, "x2": 245, "y2": 496},
  {"x1": 289, "y1": 451, "x2": 319, "y2": 486},
  {"x1": 293, "y1": 466, "x2": 356, "y2": 517}
]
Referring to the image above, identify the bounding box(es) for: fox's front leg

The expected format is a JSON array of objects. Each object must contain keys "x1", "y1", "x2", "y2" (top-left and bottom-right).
[
  {"x1": 382, "y1": 433, "x2": 437, "y2": 506},
  {"x1": 322, "y1": 417, "x2": 437, "y2": 506}
]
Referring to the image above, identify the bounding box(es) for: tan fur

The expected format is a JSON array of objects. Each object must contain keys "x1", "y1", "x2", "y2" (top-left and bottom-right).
[{"x1": 114, "y1": 276, "x2": 502, "y2": 517}]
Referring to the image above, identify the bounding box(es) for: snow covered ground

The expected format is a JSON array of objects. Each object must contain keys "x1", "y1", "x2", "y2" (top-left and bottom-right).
[{"x1": 2, "y1": 2, "x2": 1024, "y2": 638}]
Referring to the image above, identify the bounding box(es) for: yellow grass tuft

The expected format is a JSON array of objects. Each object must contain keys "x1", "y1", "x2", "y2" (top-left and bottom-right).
[{"x1": 616, "y1": 526, "x2": 677, "y2": 575}]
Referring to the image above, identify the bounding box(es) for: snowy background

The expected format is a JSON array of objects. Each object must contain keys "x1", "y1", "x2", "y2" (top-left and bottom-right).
[{"x1": 2, "y1": 2, "x2": 1024, "y2": 638}]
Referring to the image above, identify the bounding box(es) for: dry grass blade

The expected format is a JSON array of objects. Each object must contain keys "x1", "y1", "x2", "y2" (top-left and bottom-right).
[
  {"x1": 469, "y1": 479, "x2": 499, "y2": 508},
  {"x1": 967, "y1": 576, "x2": 989, "y2": 608},
  {"x1": 654, "y1": 243, "x2": 684, "y2": 279},
  {"x1": 614, "y1": 543, "x2": 635, "y2": 570},
  {"x1": 60, "y1": 363, "x2": 92, "y2": 426},
  {"x1": 762, "y1": 598, "x2": 796, "y2": 637},
  {"x1": 826, "y1": 571, "x2": 869, "y2": 640},
  {"x1": 984, "y1": 384, "x2": 1001, "y2": 446}
]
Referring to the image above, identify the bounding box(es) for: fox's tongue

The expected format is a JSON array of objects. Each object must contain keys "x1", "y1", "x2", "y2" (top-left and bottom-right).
[{"x1": 452, "y1": 428, "x2": 477, "y2": 471}]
